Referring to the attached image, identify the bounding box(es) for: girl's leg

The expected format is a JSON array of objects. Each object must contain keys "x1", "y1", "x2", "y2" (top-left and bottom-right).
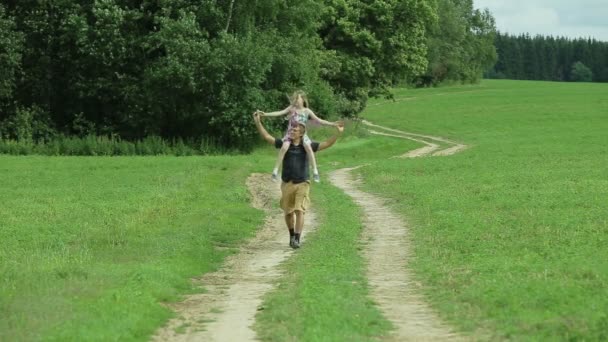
[
  {"x1": 273, "y1": 141, "x2": 291, "y2": 181},
  {"x1": 304, "y1": 142, "x2": 320, "y2": 182}
]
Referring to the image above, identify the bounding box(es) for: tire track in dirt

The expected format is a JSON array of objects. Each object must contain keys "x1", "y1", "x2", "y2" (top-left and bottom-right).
[
  {"x1": 367, "y1": 130, "x2": 440, "y2": 158},
  {"x1": 152, "y1": 174, "x2": 317, "y2": 342},
  {"x1": 363, "y1": 120, "x2": 468, "y2": 157},
  {"x1": 328, "y1": 121, "x2": 468, "y2": 341}
]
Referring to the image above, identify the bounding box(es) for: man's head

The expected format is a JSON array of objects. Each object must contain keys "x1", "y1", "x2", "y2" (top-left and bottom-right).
[{"x1": 289, "y1": 123, "x2": 306, "y2": 142}]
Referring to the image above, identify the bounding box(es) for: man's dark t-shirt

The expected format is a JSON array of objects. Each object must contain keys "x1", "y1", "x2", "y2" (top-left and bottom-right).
[{"x1": 275, "y1": 138, "x2": 320, "y2": 183}]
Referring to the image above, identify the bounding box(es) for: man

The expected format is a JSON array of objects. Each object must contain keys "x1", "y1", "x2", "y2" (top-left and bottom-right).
[{"x1": 253, "y1": 111, "x2": 344, "y2": 249}]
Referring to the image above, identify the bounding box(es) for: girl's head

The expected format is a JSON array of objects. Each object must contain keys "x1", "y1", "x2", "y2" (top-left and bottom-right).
[{"x1": 290, "y1": 90, "x2": 309, "y2": 108}]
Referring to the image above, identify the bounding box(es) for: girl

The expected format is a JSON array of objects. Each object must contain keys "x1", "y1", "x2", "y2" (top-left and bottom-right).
[{"x1": 260, "y1": 91, "x2": 339, "y2": 183}]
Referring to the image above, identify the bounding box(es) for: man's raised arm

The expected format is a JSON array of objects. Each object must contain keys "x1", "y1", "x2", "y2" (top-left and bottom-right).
[
  {"x1": 253, "y1": 111, "x2": 276, "y2": 145},
  {"x1": 318, "y1": 121, "x2": 344, "y2": 151}
]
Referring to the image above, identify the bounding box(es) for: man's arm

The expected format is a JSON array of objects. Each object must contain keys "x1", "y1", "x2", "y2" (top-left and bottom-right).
[
  {"x1": 253, "y1": 111, "x2": 276, "y2": 145},
  {"x1": 318, "y1": 121, "x2": 344, "y2": 151}
]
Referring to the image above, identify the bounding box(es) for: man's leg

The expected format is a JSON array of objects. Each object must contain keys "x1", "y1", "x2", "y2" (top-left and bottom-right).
[
  {"x1": 281, "y1": 182, "x2": 298, "y2": 248},
  {"x1": 294, "y1": 210, "x2": 305, "y2": 234},
  {"x1": 293, "y1": 210, "x2": 305, "y2": 248},
  {"x1": 285, "y1": 212, "x2": 296, "y2": 247},
  {"x1": 284, "y1": 212, "x2": 296, "y2": 233},
  {"x1": 291, "y1": 182, "x2": 310, "y2": 248}
]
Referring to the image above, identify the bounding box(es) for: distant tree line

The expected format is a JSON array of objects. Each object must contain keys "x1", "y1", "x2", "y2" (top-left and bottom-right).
[
  {"x1": 487, "y1": 32, "x2": 608, "y2": 83},
  {"x1": 0, "y1": 0, "x2": 496, "y2": 152}
]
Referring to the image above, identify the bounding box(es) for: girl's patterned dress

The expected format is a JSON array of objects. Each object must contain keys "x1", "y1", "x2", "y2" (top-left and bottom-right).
[{"x1": 283, "y1": 107, "x2": 312, "y2": 144}]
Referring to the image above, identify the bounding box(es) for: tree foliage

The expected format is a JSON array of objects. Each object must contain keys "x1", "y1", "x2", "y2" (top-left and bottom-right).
[
  {"x1": 570, "y1": 61, "x2": 593, "y2": 82},
  {"x1": 0, "y1": 1, "x2": 494, "y2": 150},
  {"x1": 421, "y1": 0, "x2": 497, "y2": 86},
  {"x1": 318, "y1": 0, "x2": 435, "y2": 104},
  {"x1": 0, "y1": 4, "x2": 23, "y2": 101}
]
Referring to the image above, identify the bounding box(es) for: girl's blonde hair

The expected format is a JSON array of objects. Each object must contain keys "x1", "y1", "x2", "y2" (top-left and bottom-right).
[{"x1": 289, "y1": 90, "x2": 309, "y2": 108}]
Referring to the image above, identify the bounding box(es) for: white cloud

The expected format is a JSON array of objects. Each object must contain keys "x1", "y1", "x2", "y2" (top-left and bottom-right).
[
  {"x1": 499, "y1": 7, "x2": 560, "y2": 35},
  {"x1": 473, "y1": 0, "x2": 608, "y2": 41}
]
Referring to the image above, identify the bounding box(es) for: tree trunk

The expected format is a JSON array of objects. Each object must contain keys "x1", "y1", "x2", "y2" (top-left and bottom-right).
[{"x1": 225, "y1": 0, "x2": 235, "y2": 32}]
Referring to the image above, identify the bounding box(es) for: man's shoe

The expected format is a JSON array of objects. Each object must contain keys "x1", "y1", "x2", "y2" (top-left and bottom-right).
[
  {"x1": 289, "y1": 236, "x2": 296, "y2": 248},
  {"x1": 292, "y1": 239, "x2": 300, "y2": 249}
]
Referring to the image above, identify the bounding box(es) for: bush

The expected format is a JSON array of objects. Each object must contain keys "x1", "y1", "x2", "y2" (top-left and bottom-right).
[
  {"x1": 571, "y1": 61, "x2": 593, "y2": 82},
  {"x1": 0, "y1": 139, "x2": 29, "y2": 155},
  {"x1": 113, "y1": 140, "x2": 135, "y2": 156},
  {"x1": 44, "y1": 139, "x2": 61, "y2": 156},
  {"x1": 0, "y1": 133, "x2": 236, "y2": 156},
  {"x1": 0, "y1": 105, "x2": 57, "y2": 143}
]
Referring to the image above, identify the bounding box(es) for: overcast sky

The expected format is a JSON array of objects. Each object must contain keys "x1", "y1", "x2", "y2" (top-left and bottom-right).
[{"x1": 473, "y1": 0, "x2": 608, "y2": 41}]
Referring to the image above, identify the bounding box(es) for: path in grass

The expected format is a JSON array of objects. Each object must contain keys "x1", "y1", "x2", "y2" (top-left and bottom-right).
[
  {"x1": 153, "y1": 174, "x2": 317, "y2": 341},
  {"x1": 363, "y1": 120, "x2": 468, "y2": 157},
  {"x1": 328, "y1": 121, "x2": 467, "y2": 341},
  {"x1": 154, "y1": 121, "x2": 467, "y2": 341}
]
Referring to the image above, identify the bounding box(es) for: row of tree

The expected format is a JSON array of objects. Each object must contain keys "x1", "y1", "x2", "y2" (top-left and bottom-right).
[
  {"x1": 487, "y1": 32, "x2": 608, "y2": 82},
  {"x1": 0, "y1": 0, "x2": 497, "y2": 150}
]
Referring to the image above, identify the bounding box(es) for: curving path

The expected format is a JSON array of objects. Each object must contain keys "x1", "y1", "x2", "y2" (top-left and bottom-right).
[
  {"x1": 328, "y1": 120, "x2": 468, "y2": 341},
  {"x1": 363, "y1": 120, "x2": 468, "y2": 157},
  {"x1": 152, "y1": 174, "x2": 318, "y2": 342},
  {"x1": 153, "y1": 120, "x2": 469, "y2": 341}
]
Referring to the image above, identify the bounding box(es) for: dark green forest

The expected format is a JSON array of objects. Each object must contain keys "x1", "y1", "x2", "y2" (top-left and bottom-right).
[
  {"x1": 0, "y1": 0, "x2": 496, "y2": 153},
  {"x1": 488, "y1": 32, "x2": 608, "y2": 83}
]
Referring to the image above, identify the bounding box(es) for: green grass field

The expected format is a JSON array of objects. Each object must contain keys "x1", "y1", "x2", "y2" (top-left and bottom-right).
[
  {"x1": 1, "y1": 79, "x2": 606, "y2": 340},
  {"x1": 0, "y1": 133, "x2": 409, "y2": 341},
  {"x1": 357, "y1": 80, "x2": 608, "y2": 340},
  {"x1": 0, "y1": 156, "x2": 265, "y2": 340}
]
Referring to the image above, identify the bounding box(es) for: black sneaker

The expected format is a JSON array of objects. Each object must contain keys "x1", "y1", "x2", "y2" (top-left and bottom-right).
[{"x1": 289, "y1": 236, "x2": 296, "y2": 248}]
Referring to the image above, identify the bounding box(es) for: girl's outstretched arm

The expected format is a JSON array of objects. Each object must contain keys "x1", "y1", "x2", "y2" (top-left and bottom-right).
[
  {"x1": 308, "y1": 110, "x2": 338, "y2": 127},
  {"x1": 261, "y1": 106, "x2": 291, "y2": 117}
]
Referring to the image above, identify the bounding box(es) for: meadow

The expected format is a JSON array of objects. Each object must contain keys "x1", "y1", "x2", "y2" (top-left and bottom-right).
[
  {"x1": 0, "y1": 156, "x2": 264, "y2": 340},
  {"x1": 1, "y1": 79, "x2": 606, "y2": 340},
  {"x1": 0, "y1": 128, "x2": 410, "y2": 341},
  {"x1": 357, "y1": 80, "x2": 608, "y2": 340}
]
